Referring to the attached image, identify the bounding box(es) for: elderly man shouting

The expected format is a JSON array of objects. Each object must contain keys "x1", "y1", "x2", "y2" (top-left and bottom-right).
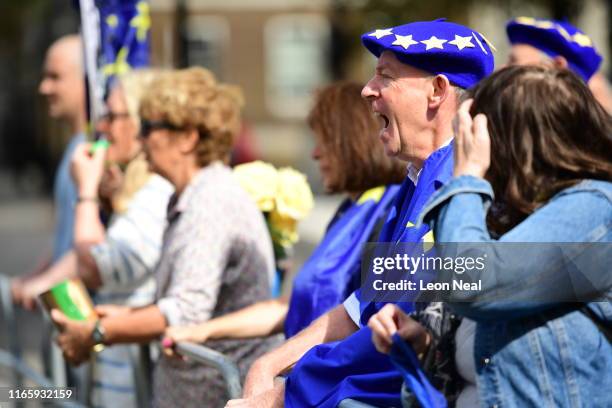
[{"x1": 228, "y1": 19, "x2": 495, "y2": 408}]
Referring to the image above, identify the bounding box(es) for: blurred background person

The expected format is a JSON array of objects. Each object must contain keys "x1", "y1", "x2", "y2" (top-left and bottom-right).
[
  {"x1": 12, "y1": 69, "x2": 174, "y2": 407},
  {"x1": 505, "y1": 16, "x2": 611, "y2": 112},
  {"x1": 162, "y1": 81, "x2": 405, "y2": 347},
  {"x1": 588, "y1": 71, "x2": 612, "y2": 113},
  {"x1": 51, "y1": 67, "x2": 279, "y2": 408},
  {"x1": 370, "y1": 65, "x2": 612, "y2": 408},
  {"x1": 7, "y1": 33, "x2": 87, "y2": 392},
  {"x1": 12, "y1": 34, "x2": 86, "y2": 307}
]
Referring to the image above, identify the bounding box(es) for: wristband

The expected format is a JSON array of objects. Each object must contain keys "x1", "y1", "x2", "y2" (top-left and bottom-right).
[{"x1": 77, "y1": 196, "x2": 99, "y2": 204}]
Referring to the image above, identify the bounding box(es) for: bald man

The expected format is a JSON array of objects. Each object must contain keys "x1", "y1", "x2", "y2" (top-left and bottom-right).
[
  {"x1": 9, "y1": 33, "x2": 88, "y2": 395},
  {"x1": 40, "y1": 35, "x2": 88, "y2": 262},
  {"x1": 12, "y1": 36, "x2": 87, "y2": 309}
]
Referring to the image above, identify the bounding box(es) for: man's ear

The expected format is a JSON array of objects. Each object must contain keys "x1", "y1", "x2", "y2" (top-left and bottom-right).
[
  {"x1": 428, "y1": 75, "x2": 451, "y2": 109},
  {"x1": 177, "y1": 129, "x2": 199, "y2": 154},
  {"x1": 552, "y1": 55, "x2": 568, "y2": 70}
]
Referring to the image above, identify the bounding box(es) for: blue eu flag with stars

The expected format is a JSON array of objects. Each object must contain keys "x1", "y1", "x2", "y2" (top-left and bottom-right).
[{"x1": 96, "y1": 0, "x2": 150, "y2": 86}]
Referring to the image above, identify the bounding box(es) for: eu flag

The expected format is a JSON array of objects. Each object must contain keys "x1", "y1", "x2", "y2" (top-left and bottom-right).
[{"x1": 96, "y1": 0, "x2": 151, "y2": 85}]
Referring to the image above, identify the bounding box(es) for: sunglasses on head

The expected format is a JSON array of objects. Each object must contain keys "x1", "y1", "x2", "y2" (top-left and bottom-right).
[{"x1": 139, "y1": 119, "x2": 183, "y2": 137}]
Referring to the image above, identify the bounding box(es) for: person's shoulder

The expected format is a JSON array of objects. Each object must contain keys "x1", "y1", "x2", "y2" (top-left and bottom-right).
[
  {"x1": 544, "y1": 179, "x2": 612, "y2": 237},
  {"x1": 186, "y1": 163, "x2": 252, "y2": 211},
  {"x1": 144, "y1": 173, "x2": 174, "y2": 195},
  {"x1": 554, "y1": 179, "x2": 612, "y2": 205}
]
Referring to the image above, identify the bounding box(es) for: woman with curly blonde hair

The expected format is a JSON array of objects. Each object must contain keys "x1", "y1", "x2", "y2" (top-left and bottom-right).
[
  {"x1": 14, "y1": 69, "x2": 174, "y2": 407},
  {"x1": 52, "y1": 67, "x2": 278, "y2": 408}
]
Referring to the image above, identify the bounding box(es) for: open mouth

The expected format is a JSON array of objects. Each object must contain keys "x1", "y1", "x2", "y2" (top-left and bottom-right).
[{"x1": 374, "y1": 112, "x2": 390, "y2": 130}]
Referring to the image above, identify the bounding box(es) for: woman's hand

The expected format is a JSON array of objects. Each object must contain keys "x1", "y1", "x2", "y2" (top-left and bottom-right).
[
  {"x1": 164, "y1": 323, "x2": 212, "y2": 345},
  {"x1": 11, "y1": 278, "x2": 37, "y2": 310},
  {"x1": 51, "y1": 309, "x2": 95, "y2": 366},
  {"x1": 368, "y1": 304, "x2": 431, "y2": 356},
  {"x1": 71, "y1": 143, "x2": 107, "y2": 198},
  {"x1": 453, "y1": 99, "x2": 491, "y2": 178},
  {"x1": 161, "y1": 324, "x2": 212, "y2": 359},
  {"x1": 12, "y1": 277, "x2": 48, "y2": 311}
]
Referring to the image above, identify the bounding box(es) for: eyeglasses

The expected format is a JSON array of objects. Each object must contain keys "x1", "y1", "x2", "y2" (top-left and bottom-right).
[
  {"x1": 100, "y1": 111, "x2": 130, "y2": 123},
  {"x1": 139, "y1": 119, "x2": 183, "y2": 138}
]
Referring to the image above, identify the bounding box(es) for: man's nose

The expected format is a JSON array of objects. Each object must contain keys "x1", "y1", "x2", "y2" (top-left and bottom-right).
[
  {"x1": 361, "y1": 79, "x2": 378, "y2": 100},
  {"x1": 39, "y1": 79, "x2": 51, "y2": 95}
]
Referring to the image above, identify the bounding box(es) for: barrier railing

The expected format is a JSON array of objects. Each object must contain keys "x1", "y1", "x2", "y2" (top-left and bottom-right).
[
  {"x1": 2, "y1": 273, "x2": 378, "y2": 407},
  {"x1": 0, "y1": 274, "x2": 87, "y2": 408},
  {"x1": 174, "y1": 342, "x2": 242, "y2": 399}
]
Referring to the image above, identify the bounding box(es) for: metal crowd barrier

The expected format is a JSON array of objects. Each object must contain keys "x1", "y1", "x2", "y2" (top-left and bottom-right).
[
  {"x1": 0, "y1": 274, "x2": 87, "y2": 408},
  {"x1": 1, "y1": 273, "x2": 243, "y2": 406},
  {"x1": 174, "y1": 342, "x2": 242, "y2": 399},
  {"x1": 2, "y1": 273, "x2": 378, "y2": 407}
]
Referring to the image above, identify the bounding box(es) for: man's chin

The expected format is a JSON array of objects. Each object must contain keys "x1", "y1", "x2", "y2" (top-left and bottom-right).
[
  {"x1": 383, "y1": 144, "x2": 401, "y2": 158},
  {"x1": 47, "y1": 106, "x2": 63, "y2": 119}
]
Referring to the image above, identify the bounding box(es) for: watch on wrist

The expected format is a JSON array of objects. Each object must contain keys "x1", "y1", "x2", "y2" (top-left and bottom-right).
[{"x1": 91, "y1": 320, "x2": 106, "y2": 352}]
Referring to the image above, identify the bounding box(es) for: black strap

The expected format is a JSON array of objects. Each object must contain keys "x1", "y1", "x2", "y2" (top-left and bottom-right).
[{"x1": 581, "y1": 305, "x2": 612, "y2": 343}]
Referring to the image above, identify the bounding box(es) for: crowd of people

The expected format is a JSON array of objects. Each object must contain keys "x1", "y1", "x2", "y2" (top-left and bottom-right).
[{"x1": 10, "y1": 14, "x2": 611, "y2": 408}]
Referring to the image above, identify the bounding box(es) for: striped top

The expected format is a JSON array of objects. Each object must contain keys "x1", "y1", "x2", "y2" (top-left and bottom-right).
[
  {"x1": 88, "y1": 171, "x2": 173, "y2": 408},
  {"x1": 91, "y1": 173, "x2": 173, "y2": 306}
]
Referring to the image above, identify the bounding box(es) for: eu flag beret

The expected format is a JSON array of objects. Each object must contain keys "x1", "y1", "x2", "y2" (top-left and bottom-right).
[
  {"x1": 361, "y1": 19, "x2": 495, "y2": 89},
  {"x1": 506, "y1": 17, "x2": 602, "y2": 81}
]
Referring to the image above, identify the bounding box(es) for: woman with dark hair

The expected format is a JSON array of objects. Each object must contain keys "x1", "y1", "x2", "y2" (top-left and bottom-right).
[
  {"x1": 368, "y1": 65, "x2": 612, "y2": 407},
  {"x1": 163, "y1": 81, "x2": 405, "y2": 347}
]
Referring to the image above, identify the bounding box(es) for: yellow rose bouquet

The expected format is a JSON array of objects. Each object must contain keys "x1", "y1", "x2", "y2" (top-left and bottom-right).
[{"x1": 234, "y1": 161, "x2": 314, "y2": 260}]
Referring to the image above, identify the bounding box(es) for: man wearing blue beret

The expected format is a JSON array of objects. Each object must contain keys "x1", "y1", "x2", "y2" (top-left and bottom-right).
[
  {"x1": 226, "y1": 19, "x2": 494, "y2": 408},
  {"x1": 506, "y1": 16, "x2": 611, "y2": 111}
]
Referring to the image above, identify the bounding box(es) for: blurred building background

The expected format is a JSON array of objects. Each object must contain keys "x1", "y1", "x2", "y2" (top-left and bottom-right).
[
  {"x1": 0, "y1": 0, "x2": 610, "y2": 199},
  {"x1": 0, "y1": 0, "x2": 609, "y2": 391}
]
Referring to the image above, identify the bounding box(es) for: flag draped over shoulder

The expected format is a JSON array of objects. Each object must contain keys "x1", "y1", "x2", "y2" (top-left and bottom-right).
[
  {"x1": 284, "y1": 144, "x2": 454, "y2": 408},
  {"x1": 284, "y1": 185, "x2": 400, "y2": 338}
]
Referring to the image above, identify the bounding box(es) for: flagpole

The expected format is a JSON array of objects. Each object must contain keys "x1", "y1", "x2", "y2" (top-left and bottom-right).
[{"x1": 78, "y1": 0, "x2": 104, "y2": 141}]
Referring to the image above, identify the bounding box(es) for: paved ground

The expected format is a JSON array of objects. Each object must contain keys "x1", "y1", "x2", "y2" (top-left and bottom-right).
[{"x1": 0, "y1": 170, "x2": 341, "y2": 406}]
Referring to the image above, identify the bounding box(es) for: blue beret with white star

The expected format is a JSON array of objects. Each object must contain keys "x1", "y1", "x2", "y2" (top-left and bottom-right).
[
  {"x1": 506, "y1": 17, "x2": 602, "y2": 81},
  {"x1": 361, "y1": 19, "x2": 495, "y2": 89}
]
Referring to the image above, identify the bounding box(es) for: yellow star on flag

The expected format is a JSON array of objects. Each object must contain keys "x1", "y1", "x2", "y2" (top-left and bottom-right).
[
  {"x1": 422, "y1": 230, "x2": 435, "y2": 252},
  {"x1": 421, "y1": 36, "x2": 447, "y2": 50},
  {"x1": 103, "y1": 46, "x2": 131, "y2": 76},
  {"x1": 368, "y1": 28, "x2": 393, "y2": 39},
  {"x1": 357, "y1": 186, "x2": 385, "y2": 204},
  {"x1": 106, "y1": 14, "x2": 118, "y2": 28},
  {"x1": 573, "y1": 32, "x2": 592, "y2": 47},
  {"x1": 448, "y1": 34, "x2": 475, "y2": 50},
  {"x1": 392, "y1": 34, "x2": 418, "y2": 50},
  {"x1": 130, "y1": 1, "x2": 151, "y2": 42}
]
